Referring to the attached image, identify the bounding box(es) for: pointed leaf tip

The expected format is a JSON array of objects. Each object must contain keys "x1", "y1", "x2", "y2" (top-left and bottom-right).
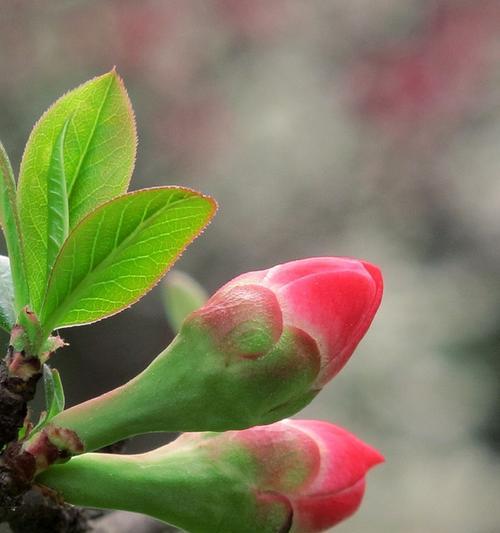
[{"x1": 18, "y1": 72, "x2": 138, "y2": 312}]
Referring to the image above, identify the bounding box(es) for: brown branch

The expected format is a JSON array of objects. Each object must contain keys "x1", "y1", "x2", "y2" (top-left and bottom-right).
[
  {"x1": 0, "y1": 350, "x2": 41, "y2": 449},
  {"x1": 0, "y1": 321, "x2": 176, "y2": 533},
  {"x1": 5, "y1": 489, "x2": 88, "y2": 533},
  {"x1": 0, "y1": 323, "x2": 80, "y2": 532}
]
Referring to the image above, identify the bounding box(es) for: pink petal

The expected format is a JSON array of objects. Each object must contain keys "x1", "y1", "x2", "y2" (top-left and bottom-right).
[
  {"x1": 263, "y1": 257, "x2": 367, "y2": 289},
  {"x1": 286, "y1": 420, "x2": 384, "y2": 495},
  {"x1": 292, "y1": 478, "x2": 366, "y2": 532},
  {"x1": 285, "y1": 420, "x2": 383, "y2": 532},
  {"x1": 276, "y1": 268, "x2": 381, "y2": 386}
]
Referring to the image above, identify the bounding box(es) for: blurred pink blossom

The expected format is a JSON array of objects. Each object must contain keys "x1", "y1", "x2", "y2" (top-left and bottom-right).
[{"x1": 348, "y1": 2, "x2": 500, "y2": 131}]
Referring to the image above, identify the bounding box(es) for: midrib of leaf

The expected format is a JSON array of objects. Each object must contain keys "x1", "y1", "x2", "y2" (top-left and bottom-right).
[
  {"x1": 41, "y1": 194, "x2": 194, "y2": 334},
  {"x1": 67, "y1": 73, "x2": 114, "y2": 198},
  {"x1": 46, "y1": 118, "x2": 70, "y2": 280},
  {"x1": 0, "y1": 143, "x2": 29, "y2": 311}
]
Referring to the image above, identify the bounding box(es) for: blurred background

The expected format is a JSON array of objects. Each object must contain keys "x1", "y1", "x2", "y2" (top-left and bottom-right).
[{"x1": 0, "y1": 1, "x2": 499, "y2": 532}]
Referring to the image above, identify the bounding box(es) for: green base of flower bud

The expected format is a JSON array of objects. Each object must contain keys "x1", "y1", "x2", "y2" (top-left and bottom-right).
[
  {"x1": 43, "y1": 322, "x2": 320, "y2": 452},
  {"x1": 37, "y1": 447, "x2": 290, "y2": 533}
]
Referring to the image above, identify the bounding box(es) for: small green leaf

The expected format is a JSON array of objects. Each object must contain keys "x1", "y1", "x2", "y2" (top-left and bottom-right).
[
  {"x1": 0, "y1": 143, "x2": 29, "y2": 311},
  {"x1": 43, "y1": 364, "x2": 56, "y2": 415},
  {"x1": 46, "y1": 366, "x2": 65, "y2": 420},
  {"x1": 41, "y1": 187, "x2": 216, "y2": 334},
  {"x1": 0, "y1": 256, "x2": 16, "y2": 332},
  {"x1": 17, "y1": 420, "x2": 29, "y2": 442},
  {"x1": 18, "y1": 70, "x2": 137, "y2": 312},
  {"x1": 32, "y1": 365, "x2": 65, "y2": 434},
  {"x1": 46, "y1": 118, "x2": 71, "y2": 277},
  {"x1": 162, "y1": 271, "x2": 208, "y2": 333}
]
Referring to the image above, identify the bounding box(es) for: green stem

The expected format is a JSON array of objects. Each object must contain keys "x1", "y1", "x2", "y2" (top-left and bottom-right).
[
  {"x1": 36, "y1": 449, "x2": 265, "y2": 533},
  {"x1": 43, "y1": 333, "x2": 219, "y2": 451},
  {"x1": 29, "y1": 322, "x2": 320, "y2": 454},
  {"x1": 38, "y1": 452, "x2": 206, "y2": 532}
]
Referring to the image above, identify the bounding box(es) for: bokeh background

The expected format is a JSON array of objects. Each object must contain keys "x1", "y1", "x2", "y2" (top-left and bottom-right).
[{"x1": 0, "y1": 1, "x2": 500, "y2": 532}]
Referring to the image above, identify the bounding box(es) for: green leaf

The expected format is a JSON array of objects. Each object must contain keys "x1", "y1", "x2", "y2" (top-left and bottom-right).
[
  {"x1": 17, "y1": 420, "x2": 29, "y2": 442},
  {"x1": 46, "y1": 118, "x2": 71, "y2": 277},
  {"x1": 40, "y1": 187, "x2": 216, "y2": 334},
  {"x1": 162, "y1": 270, "x2": 208, "y2": 333},
  {"x1": 50, "y1": 368, "x2": 65, "y2": 418},
  {"x1": 32, "y1": 365, "x2": 65, "y2": 434},
  {"x1": 44, "y1": 365, "x2": 65, "y2": 421},
  {"x1": 42, "y1": 364, "x2": 55, "y2": 416},
  {"x1": 0, "y1": 143, "x2": 29, "y2": 311},
  {"x1": 18, "y1": 70, "x2": 137, "y2": 312},
  {"x1": 0, "y1": 256, "x2": 15, "y2": 332}
]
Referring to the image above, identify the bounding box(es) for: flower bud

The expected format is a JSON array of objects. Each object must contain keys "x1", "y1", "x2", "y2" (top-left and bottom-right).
[
  {"x1": 210, "y1": 257, "x2": 383, "y2": 386},
  {"x1": 37, "y1": 257, "x2": 382, "y2": 453},
  {"x1": 38, "y1": 419, "x2": 383, "y2": 533}
]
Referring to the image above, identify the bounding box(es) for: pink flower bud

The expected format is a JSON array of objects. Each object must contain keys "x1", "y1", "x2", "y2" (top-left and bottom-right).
[
  {"x1": 275, "y1": 420, "x2": 383, "y2": 531},
  {"x1": 38, "y1": 419, "x2": 382, "y2": 532},
  {"x1": 43, "y1": 257, "x2": 383, "y2": 451},
  {"x1": 192, "y1": 257, "x2": 383, "y2": 387},
  {"x1": 174, "y1": 418, "x2": 384, "y2": 531}
]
